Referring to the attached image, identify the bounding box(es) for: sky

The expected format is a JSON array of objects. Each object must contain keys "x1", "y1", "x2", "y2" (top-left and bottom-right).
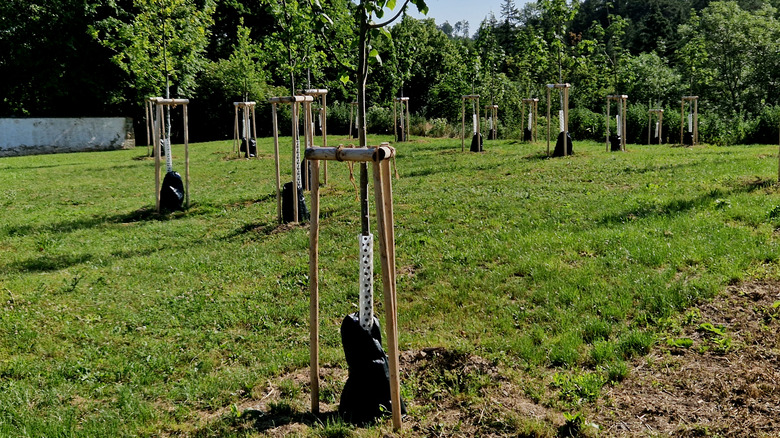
[{"x1": 404, "y1": 0, "x2": 534, "y2": 36}]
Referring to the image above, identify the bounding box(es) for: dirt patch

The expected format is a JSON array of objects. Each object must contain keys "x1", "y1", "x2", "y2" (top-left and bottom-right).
[
  {"x1": 589, "y1": 280, "x2": 780, "y2": 437},
  {"x1": 193, "y1": 281, "x2": 780, "y2": 437}
]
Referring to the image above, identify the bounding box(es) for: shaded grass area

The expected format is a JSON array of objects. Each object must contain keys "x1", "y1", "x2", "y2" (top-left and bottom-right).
[{"x1": 1, "y1": 136, "x2": 779, "y2": 436}]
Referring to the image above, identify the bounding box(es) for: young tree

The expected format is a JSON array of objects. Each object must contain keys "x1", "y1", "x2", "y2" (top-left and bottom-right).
[
  {"x1": 91, "y1": 0, "x2": 216, "y2": 101},
  {"x1": 679, "y1": 1, "x2": 780, "y2": 113}
]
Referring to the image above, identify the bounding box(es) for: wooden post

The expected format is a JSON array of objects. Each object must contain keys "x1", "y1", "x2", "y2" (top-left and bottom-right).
[
  {"x1": 322, "y1": 93, "x2": 328, "y2": 184},
  {"x1": 461, "y1": 97, "x2": 465, "y2": 152},
  {"x1": 309, "y1": 156, "x2": 321, "y2": 414},
  {"x1": 393, "y1": 99, "x2": 398, "y2": 142},
  {"x1": 251, "y1": 104, "x2": 258, "y2": 160},
  {"x1": 694, "y1": 98, "x2": 699, "y2": 145},
  {"x1": 373, "y1": 157, "x2": 401, "y2": 431},
  {"x1": 605, "y1": 97, "x2": 611, "y2": 153},
  {"x1": 476, "y1": 96, "x2": 481, "y2": 140},
  {"x1": 233, "y1": 105, "x2": 239, "y2": 155},
  {"x1": 623, "y1": 98, "x2": 628, "y2": 151},
  {"x1": 145, "y1": 98, "x2": 153, "y2": 156},
  {"x1": 563, "y1": 86, "x2": 569, "y2": 156},
  {"x1": 271, "y1": 103, "x2": 282, "y2": 224},
  {"x1": 546, "y1": 87, "x2": 551, "y2": 156},
  {"x1": 292, "y1": 102, "x2": 299, "y2": 223},
  {"x1": 183, "y1": 103, "x2": 190, "y2": 208},
  {"x1": 648, "y1": 107, "x2": 652, "y2": 146},
  {"x1": 533, "y1": 99, "x2": 538, "y2": 142},
  {"x1": 406, "y1": 99, "x2": 411, "y2": 142},
  {"x1": 680, "y1": 99, "x2": 685, "y2": 145},
  {"x1": 154, "y1": 103, "x2": 162, "y2": 212}
]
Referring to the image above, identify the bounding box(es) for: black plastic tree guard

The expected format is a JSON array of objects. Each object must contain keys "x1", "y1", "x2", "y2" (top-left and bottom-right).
[
  {"x1": 339, "y1": 313, "x2": 405, "y2": 424},
  {"x1": 282, "y1": 181, "x2": 309, "y2": 223},
  {"x1": 553, "y1": 131, "x2": 573, "y2": 157},
  {"x1": 470, "y1": 132, "x2": 483, "y2": 152},
  {"x1": 160, "y1": 171, "x2": 184, "y2": 211},
  {"x1": 610, "y1": 135, "x2": 622, "y2": 152}
]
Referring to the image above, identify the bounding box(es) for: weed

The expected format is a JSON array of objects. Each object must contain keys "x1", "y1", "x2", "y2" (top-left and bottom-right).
[
  {"x1": 666, "y1": 337, "x2": 694, "y2": 348},
  {"x1": 551, "y1": 372, "x2": 605, "y2": 406},
  {"x1": 617, "y1": 330, "x2": 654, "y2": 359}
]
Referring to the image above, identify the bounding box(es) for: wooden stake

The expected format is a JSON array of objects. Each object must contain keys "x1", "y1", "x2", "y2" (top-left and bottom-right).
[
  {"x1": 154, "y1": 103, "x2": 162, "y2": 212},
  {"x1": 406, "y1": 100, "x2": 410, "y2": 142},
  {"x1": 461, "y1": 98, "x2": 465, "y2": 152},
  {"x1": 251, "y1": 104, "x2": 258, "y2": 160},
  {"x1": 680, "y1": 99, "x2": 685, "y2": 145},
  {"x1": 309, "y1": 157, "x2": 321, "y2": 414},
  {"x1": 322, "y1": 93, "x2": 328, "y2": 184},
  {"x1": 292, "y1": 102, "x2": 299, "y2": 223},
  {"x1": 184, "y1": 103, "x2": 190, "y2": 208},
  {"x1": 233, "y1": 105, "x2": 239, "y2": 155},
  {"x1": 606, "y1": 98, "x2": 611, "y2": 153},
  {"x1": 393, "y1": 99, "x2": 398, "y2": 142},
  {"x1": 373, "y1": 158, "x2": 401, "y2": 431},
  {"x1": 272, "y1": 103, "x2": 282, "y2": 224},
  {"x1": 546, "y1": 87, "x2": 551, "y2": 157}
]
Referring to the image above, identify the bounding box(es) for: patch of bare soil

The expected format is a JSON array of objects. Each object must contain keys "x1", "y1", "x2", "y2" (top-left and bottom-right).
[
  {"x1": 193, "y1": 348, "x2": 562, "y2": 437},
  {"x1": 194, "y1": 281, "x2": 779, "y2": 437},
  {"x1": 589, "y1": 281, "x2": 780, "y2": 437}
]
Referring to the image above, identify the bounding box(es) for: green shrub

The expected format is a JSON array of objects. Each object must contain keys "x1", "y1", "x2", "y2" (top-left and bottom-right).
[{"x1": 569, "y1": 107, "x2": 602, "y2": 141}]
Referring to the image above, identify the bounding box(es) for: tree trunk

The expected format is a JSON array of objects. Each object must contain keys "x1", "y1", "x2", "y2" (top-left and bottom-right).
[{"x1": 358, "y1": 5, "x2": 370, "y2": 236}]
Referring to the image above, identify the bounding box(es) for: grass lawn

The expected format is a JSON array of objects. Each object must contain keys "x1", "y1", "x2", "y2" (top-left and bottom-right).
[{"x1": 1, "y1": 135, "x2": 779, "y2": 436}]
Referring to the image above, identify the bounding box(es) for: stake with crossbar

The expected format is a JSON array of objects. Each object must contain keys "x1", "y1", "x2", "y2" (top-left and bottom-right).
[{"x1": 306, "y1": 144, "x2": 402, "y2": 430}]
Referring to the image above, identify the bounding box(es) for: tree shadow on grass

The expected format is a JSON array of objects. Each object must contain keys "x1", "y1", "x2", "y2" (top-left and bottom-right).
[
  {"x1": 194, "y1": 404, "x2": 342, "y2": 437},
  {"x1": 1, "y1": 198, "x2": 269, "y2": 238},
  {"x1": 598, "y1": 178, "x2": 777, "y2": 226},
  {"x1": 8, "y1": 253, "x2": 94, "y2": 273}
]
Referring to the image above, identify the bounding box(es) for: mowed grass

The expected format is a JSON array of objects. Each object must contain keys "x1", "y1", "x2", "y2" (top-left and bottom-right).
[{"x1": 1, "y1": 135, "x2": 780, "y2": 436}]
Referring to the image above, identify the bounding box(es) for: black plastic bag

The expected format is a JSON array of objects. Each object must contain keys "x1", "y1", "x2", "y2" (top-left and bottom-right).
[
  {"x1": 523, "y1": 128, "x2": 533, "y2": 142},
  {"x1": 610, "y1": 135, "x2": 622, "y2": 151},
  {"x1": 339, "y1": 313, "x2": 405, "y2": 425},
  {"x1": 553, "y1": 131, "x2": 573, "y2": 157},
  {"x1": 470, "y1": 132, "x2": 483, "y2": 152},
  {"x1": 160, "y1": 171, "x2": 184, "y2": 211},
  {"x1": 281, "y1": 181, "x2": 309, "y2": 223},
  {"x1": 683, "y1": 131, "x2": 694, "y2": 145},
  {"x1": 241, "y1": 137, "x2": 257, "y2": 158},
  {"x1": 396, "y1": 122, "x2": 406, "y2": 142}
]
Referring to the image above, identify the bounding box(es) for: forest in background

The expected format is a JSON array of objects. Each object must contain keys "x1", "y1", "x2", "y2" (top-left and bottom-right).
[{"x1": 2, "y1": 0, "x2": 780, "y2": 145}]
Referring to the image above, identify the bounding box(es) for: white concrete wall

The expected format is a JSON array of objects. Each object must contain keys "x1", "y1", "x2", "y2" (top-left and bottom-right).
[{"x1": 0, "y1": 118, "x2": 135, "y2": 157}]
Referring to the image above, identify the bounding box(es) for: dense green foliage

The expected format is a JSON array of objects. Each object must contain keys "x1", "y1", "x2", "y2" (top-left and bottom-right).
[
  {"x1": 2, "y1": 0, "x2": 780, "y2": 144},
  {"x1": 1, "y1": 137, "x2": 780, "y2": 435}
]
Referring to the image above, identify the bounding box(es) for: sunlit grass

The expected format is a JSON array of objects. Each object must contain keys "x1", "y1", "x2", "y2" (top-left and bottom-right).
[{"x1": 1, "y1": 136, "x2": 779, "y2": 435}]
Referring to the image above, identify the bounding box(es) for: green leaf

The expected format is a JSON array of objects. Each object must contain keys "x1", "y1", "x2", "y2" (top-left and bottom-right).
[
  {"x1": 386, "y1": 0, "x2": 396, "y2": 9},
  {"x1": 378, "y1": 26, "x2": 391, "y2": 40},
  {"x1": 340, "y1": 74, "x2": 350, "y2": 85}
]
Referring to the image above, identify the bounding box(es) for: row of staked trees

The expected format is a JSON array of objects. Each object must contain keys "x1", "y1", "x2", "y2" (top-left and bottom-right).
[{"x1": 1, "y1": 0, "x2": 780, "y2": 144}]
